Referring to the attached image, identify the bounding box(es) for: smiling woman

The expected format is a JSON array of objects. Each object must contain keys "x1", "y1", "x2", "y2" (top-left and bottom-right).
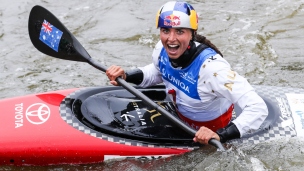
[{"x1": 106, "y1": 1, "x2": 268, "y2": 145}]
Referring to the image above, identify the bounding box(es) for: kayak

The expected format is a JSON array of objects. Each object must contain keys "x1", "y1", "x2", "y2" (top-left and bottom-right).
[
  {"x1": 2, "y1": 5, "x2": 303, "y2": 166},
  {"x1": 1, "y1": 84, "x2": 304, "y2": 166}
]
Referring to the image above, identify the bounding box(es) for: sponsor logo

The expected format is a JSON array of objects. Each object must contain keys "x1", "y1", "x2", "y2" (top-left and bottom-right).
[
  {"x1": 286, "y1": 93, "x2": 304, "y2": 136},
  {"x1": 295, "y1": 110, "x2": 304, "y2": 129},
  {"x1": 179, "y1": 71, "x2": 196, "y2": 84},
  {"x1": 104, "y1": 155, "x2": 173, "y2": 161},
  {"x1": 15, "y1": 103, "x2": 24, "y2": 128},
  {"x1": 167, "y1": 74, "x2": 190, "y2": 93},
  {"x1": 164, "y1": 14, "x2": 180, "y2": 27},
  {"x1": 25, "y1": 103, "x2": 50, "y2": 124},
  {"x1": 161, "y1": 69, "x2": 190, "y2": 93},
  {"x1": 276, "y1": 97, "x2": 290, "y2": 119}
]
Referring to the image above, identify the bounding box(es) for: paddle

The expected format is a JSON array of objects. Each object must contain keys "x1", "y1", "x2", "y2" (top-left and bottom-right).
[{"x1": 28, "y1": 5, "x2": 225, "y2": 151}]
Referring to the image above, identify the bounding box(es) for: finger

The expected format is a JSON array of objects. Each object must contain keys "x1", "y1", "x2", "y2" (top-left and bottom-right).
[
  {"x1": 106, "y1": 65, "x2": 115, "y2": 75},
  {"x1": 109, "y1": 67, "x2": 124, "y2": 79},
  {"x1": 110, "y1": 80, "x2": 118, "y2": 86}
]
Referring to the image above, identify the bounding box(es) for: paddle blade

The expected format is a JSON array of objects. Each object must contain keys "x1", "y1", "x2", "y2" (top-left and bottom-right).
[{"x1": 28, "y1": 5, "x2": 89, "y2": 62}]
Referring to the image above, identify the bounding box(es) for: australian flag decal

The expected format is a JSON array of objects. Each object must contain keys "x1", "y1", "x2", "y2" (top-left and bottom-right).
[{"x1": 39, "y1": 20, "x2": 63, "y2": 52}]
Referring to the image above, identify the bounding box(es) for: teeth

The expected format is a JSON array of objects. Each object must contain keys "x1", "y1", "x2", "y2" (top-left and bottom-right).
[{"x1": 168, "y1": 44, "x2": 178, "y2": 48}]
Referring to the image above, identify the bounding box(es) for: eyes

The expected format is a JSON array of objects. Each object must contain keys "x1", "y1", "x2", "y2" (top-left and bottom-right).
[{"x1": 160, "y1": 28, "x2": 185, "y2": 35}]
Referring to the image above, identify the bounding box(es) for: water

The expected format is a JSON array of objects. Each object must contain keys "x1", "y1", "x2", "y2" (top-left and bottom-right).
[{"x1": 1, "y1": 0, "x2": 304, "y2": 170}]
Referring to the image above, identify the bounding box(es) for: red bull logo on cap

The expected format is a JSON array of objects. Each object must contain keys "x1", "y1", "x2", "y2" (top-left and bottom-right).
[{"x1": 164, "y1": 14, "x2": 181, "y2": 27}]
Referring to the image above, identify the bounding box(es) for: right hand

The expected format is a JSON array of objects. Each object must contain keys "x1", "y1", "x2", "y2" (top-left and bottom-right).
[
  {"x1": 193, "y1": 126, "x2": 220, "y2": 145},
  {"x1": 106, "y1": 65, "x2": 126, "y2": 86}
]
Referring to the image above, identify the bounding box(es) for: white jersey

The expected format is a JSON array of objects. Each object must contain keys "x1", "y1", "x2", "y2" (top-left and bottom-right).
[{"x1": 138, "y1": 41, "x2": 268, "y2": 137}]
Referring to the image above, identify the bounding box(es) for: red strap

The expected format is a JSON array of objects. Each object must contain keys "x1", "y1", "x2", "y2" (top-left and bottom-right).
[
  {"x1": 168, "y1": 88, "x2": 233, "y2": 132},
  {"x1": 177, "y1": 105, "x2": 233, "y2": 132}
]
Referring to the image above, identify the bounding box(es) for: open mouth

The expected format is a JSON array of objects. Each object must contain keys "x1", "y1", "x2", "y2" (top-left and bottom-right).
[{"x1": 167, "y1": 44, "x2": 179, "y2": 50}]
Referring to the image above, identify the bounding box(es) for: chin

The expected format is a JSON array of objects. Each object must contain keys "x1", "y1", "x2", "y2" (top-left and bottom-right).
[
  {"x1": 166, "y1": 52, "x2": 180, "y2": 59},
  {"x1": 168, "y1": 55, "x2": 179, "y2": 59}
]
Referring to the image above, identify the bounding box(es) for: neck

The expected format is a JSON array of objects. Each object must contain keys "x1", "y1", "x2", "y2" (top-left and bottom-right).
[{"x1": 170, "y1": 41, "x2": 197, "y2": 68}]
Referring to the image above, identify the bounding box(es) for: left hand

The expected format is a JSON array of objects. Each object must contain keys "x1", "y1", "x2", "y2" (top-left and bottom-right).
[
  {"x1": 193, "y1": 126, "x2": 220, "y2": 145},
  {"x1": 106, "y1": 65, "x2": 126, "y2": 86}
]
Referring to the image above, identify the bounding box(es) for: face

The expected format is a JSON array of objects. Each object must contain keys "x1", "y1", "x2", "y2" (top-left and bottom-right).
[{"x1": 159, "y1": 27, "x2": 192, "y2": 59}]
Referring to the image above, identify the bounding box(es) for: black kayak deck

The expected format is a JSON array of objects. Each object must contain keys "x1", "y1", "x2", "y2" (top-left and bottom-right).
[{"x1": 59, "y1": 85, "x2": 304, "y2": 147}]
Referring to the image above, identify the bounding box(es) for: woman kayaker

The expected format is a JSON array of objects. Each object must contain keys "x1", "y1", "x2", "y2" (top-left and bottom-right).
[{"x1": 106, "y1": 1, "x2": 268, "y2": 145}]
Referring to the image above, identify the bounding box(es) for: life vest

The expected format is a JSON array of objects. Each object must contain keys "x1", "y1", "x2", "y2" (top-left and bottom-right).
[{"x1": 159, "y1": 45, "x2": 232, "y2": 131}]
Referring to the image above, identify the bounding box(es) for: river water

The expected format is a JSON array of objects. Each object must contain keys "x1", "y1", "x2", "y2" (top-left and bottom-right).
[{"x1": 1, "y1": 0, "x2": 304, "y2": 170}]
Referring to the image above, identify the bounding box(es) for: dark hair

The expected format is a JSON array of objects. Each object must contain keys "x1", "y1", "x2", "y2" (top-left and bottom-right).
[{"x1": 194, "y1": 33, "x2": 223, "y2": 57}]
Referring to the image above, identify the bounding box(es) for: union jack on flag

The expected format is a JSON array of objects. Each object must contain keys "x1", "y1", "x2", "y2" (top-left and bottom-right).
[
  {"x1": 39, "y1": 19, "x2": 63, "y2": 52},
  {"x1": 42, "y1": 20, "x2": 53, "y2": 35}
]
